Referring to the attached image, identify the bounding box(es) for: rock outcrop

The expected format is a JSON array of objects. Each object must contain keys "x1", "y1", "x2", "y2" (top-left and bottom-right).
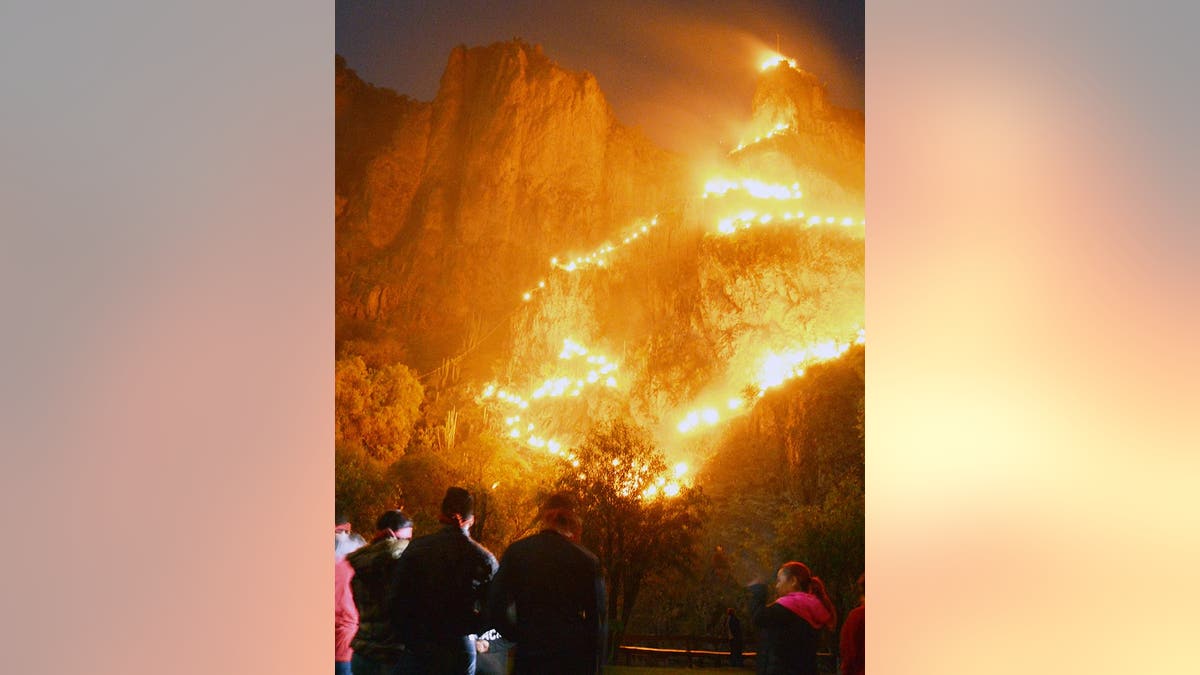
[{"x1": 336, "y1": 42, "x2": 686, "y2": 371}]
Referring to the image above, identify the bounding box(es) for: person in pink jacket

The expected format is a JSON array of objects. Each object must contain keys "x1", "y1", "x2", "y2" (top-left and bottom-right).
[{"x1": 335, "y1": 517, "x2": 365, "y2": 675}]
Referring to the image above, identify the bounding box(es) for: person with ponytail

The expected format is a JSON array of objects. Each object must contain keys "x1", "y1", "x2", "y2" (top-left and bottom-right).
[{"x1": 749, "y1": 561, "x2": 837, "y2": 675}]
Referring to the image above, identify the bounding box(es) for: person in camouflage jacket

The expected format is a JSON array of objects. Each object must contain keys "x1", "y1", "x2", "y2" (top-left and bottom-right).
[{"x1": 347, "y1": 510, "x2": 413, "y2": 675}]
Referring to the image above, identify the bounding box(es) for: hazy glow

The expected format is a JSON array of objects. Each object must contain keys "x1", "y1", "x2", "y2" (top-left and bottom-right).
[{"x1": 760, "y1": 54, "x2": 798, "y2": 71}]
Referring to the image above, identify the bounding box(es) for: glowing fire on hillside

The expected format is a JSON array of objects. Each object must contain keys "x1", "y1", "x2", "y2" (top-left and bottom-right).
[
  {"x1": 481, "y1": 52, "x2": 860, "y2": 500},
  {"x1": 761, "y1": 54, "x2": 798, "y2": 71},
  {"x1": 674, "y1": 328, "x2": 865, "y2": 435}
]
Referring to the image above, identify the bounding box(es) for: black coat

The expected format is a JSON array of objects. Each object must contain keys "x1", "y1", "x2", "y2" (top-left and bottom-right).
[
  {"x1": 389, "y1": 525, "x2": 498, "y2": 646},
  {"x1": 487, "y1": 530, "x2": 606, "y2": 675},
  {"x1": 750, "y1": 584, "x2": 821, "y2": 675}
]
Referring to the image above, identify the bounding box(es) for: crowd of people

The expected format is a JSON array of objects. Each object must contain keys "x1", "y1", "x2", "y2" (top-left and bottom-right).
[
  {"x1": 335, "y1": 487, "x2": 604, "y2": 675},
  {"x1": 334, "y1": 486, "x2": 864, "y2": 675}
]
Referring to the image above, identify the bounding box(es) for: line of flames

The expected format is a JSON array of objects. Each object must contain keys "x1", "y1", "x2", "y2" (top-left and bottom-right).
[
  {"x1": 676, "y1": 328, "x2": 866, "y2": 434},
  {"x1": 520, "y1": 216, "x2": 660, "y2": 303},
  {"x1": 490, "y1": 52, "x2": 861, "y2": 499}
]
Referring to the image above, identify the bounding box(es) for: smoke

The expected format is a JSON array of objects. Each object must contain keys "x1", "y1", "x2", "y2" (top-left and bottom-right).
[{"x1": 546, "y1": 0, "x2": 863, "y2": 157}]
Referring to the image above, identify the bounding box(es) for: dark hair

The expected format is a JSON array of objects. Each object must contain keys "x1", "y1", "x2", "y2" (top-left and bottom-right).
[
  {"x1": 779, "y1": 561, "x2": 836, "y2": 628},
  {"x1": 376, "y1": 510, "x2": 413, "y2": 532},
  {"x1": 441, "y1": 486, "x2": 474, "y2": 518},
  {"x1": 779, "y1": 561, "x2": 814, "y2": 589},
  {"x1": 541, "y1": 490, "x2": 577, "y2": 512},
  {"x1": 336, "y1": 513, "x2": 350, "y2": 526},
  {"x1": 540, "y1": 490, "x2": 582, "y2": 538}
]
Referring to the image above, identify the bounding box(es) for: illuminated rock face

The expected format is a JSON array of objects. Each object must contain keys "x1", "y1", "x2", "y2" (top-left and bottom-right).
[
  {"x1": 336, "y1": 42, "x2": 685, "y2": 370},
  {"x1": 738, "y1": 63, "x2": 864, "y2": 219},
  {"x1": 335, "y1": 41, "x2": 863, "y2": 412}
]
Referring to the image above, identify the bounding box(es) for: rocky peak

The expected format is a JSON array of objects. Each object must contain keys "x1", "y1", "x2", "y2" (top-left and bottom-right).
[
  {"x1": 732, "y1": 60, "x2": 864, "y2": 217},
  {"x1": 336, "y1": 41, "x2": 685, "y2": 372}
]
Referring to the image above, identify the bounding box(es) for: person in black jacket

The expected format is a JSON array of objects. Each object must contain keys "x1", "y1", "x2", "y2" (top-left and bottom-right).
[
  {"x1": 749, "y1": 561, "x2": 837, "y2": 675},
  {"x1": 487, "y1": 491, "x2": 606, "y2": 675},
  {"x1": 724, "y1": 607, "x2": 745, "y2": 667},
  {"x1": 391, "y1": 487, "x2": 498, "y2": 675}
]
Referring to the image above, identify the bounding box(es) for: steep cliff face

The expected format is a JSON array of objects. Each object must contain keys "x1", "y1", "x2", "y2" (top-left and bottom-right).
[
  {"x1": 336, "y1": 56, "x2": 430, "y2": 256},
  {"x1": 336, "y1": 42, "x2": 686, "y2": 371}
]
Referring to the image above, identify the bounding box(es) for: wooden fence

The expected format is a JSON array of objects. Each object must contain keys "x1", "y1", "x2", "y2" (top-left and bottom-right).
[{"x1": 617, "y1": 634, "x2": 835, "y2": 670}]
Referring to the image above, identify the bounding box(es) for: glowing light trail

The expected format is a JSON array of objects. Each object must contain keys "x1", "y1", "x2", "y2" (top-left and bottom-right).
[
  {"x1": 675, "y1": 329, "x2": 865, "y2": 435},
  {"x1": 519, "y1": 216, "x2": 660, "y2": 303},
  {"x1": 730, "y1": 122, "x2": 792, "y2": 154}
]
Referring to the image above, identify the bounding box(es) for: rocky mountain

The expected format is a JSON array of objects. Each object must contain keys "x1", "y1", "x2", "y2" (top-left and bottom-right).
[
  {"x1": 336, "y1": 42, "x2": 686, "y2": 372},
  {"x1": 336, "y1": 40, "x2": 864, "y2": 423}
]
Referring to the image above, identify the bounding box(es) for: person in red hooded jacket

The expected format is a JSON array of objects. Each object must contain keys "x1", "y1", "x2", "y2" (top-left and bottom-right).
[
  {"x1": 335, "y1": 516, "x2": 366, "y2": 675},
  {"x1": 839, "y1": 574, "x2": 864, "y2": 675}
]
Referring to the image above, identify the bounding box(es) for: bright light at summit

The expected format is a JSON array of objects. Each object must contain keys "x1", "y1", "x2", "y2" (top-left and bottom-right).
[{"x1": 760, "y1": 54, "x2": 798, "y2": 71}]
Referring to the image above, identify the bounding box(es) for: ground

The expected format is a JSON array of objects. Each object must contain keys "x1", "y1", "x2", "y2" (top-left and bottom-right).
[{"x1": 604, "y1": 662, "x2": 744, "y2": 667}]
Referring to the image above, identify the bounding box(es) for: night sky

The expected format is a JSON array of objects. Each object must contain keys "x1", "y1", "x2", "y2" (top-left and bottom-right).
[{"x1": 335, "y1": 0, "x2": 863, "y2": 155}]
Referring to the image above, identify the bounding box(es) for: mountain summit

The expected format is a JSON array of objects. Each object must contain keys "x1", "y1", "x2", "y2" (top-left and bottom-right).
[{"x1": 337, "y1": 41, "x2": 684, "y2": 370}]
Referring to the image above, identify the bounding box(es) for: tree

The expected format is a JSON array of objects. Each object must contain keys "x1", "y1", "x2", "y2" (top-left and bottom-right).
[
  {"x1": 555, "y1": 418, "x2": 707, "y2": 660},
  {"x1": 335, "y1": 356, "x2": 424, "y2": 462},
  {"x1": 335, "y1": 440, "x2": 405, "y2": 536}
]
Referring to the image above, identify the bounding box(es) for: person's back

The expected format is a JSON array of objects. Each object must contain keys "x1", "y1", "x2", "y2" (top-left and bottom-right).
[
  {"x1": 839, "y1": 604, "x2": 864, "y2": 675},
  {"x1": 488, "y1": 491, "x2": 605, "y2": 675},
  {"x1": 726, "y1": 607, "x2": 744, "y2": 667},
  {"x1": 490, "y1": 531, "x2": 604, "y2": 674},
  {"x1": 751, "y1": 590, "x2": 821, "y2": 675},
  {"x1": 390, "y1": 487, "x2": 497, "y2": 675},
  {"x1": 392, "y1": 524, "x2": 497, "y2": 643},
  {"x1": 839, "y1": 574, "x2": 865, "y2": 675}
]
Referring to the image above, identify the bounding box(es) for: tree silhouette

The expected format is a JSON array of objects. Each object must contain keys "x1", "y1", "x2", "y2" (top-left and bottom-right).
[{"x1": 555, "y1": 418, "x2": 708, "y2": 660}]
